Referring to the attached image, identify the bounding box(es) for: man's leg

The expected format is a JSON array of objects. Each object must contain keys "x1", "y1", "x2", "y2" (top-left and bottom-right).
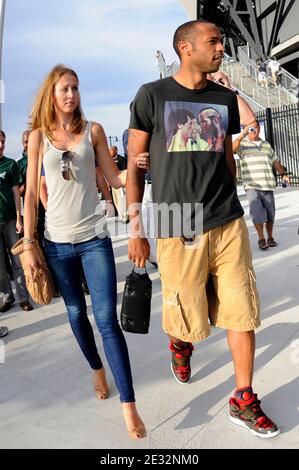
[
  {"x1": 253, "y1": 223, "x2": 265, "y2": 241},
  {"x1": 264, "y1": 192, "x2": 277, "y2": 246},
  {"x1": 3, "y1": 220, "x2": 30, "y2": 304},
  {"x1": 209, "y1": 217, "x2": 279, "y2": 437},
  {"x1": 227, "y1": 330, "x2": 255, "y2": 389},
  {"x1": 169, "y1": 336, "x2": 188, "y2": 350},
  {"x1": 169, "y1": 335, "x2": 194, "y2": 384},
  {"x1": 247, "y1": 190, "x2": 269, "y2": 249},
  {"x1": 0, "y1": 223, "x2": 15, "y2": 307},
  {"x1": 265, "y1": 221, "x2": 274, "y2": 239},
  {"x1": 156, "y1": 236, "x2": 209, "y2": 385},
  {"x1": 228, "y1": 329, "x2": 279, "y2": 438}
]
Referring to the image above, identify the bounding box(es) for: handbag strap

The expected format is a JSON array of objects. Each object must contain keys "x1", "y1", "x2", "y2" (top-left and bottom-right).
[
  {"x1": 132, "y1": 265, "x2": 148, "y2": 274},
  {"x1": 34, "y1": 130, "x2": 45, "y2": 235}
]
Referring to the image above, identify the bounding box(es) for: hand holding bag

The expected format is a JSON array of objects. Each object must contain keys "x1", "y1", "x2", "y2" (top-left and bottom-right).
[
  {"x1": 121, "y1": 267, "x2": 152, "y2": 334},
  {"x1": 11, "y1": 132, "x2": 54, "y2": 305}
]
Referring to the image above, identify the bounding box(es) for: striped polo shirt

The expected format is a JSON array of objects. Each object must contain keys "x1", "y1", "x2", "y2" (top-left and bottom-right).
[{"x1": 237, "y1": 137, "x2": 278, "y2": 190}]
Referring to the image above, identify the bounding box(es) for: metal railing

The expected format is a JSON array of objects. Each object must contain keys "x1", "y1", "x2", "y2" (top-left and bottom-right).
[
  {"x1": 256, "y1": 104, "x2": 299, "y2": 184},
  {"x1": 220, "y1": 58, "x2": 273, "y2": 109},
  {"x1": 238, "y1": 46, "x2": 298, "y2": 103}
]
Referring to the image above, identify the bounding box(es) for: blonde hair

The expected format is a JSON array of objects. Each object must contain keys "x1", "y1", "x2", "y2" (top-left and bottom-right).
[{"x1": 29, "y1": 64, "x2": 84, "y2": 139}]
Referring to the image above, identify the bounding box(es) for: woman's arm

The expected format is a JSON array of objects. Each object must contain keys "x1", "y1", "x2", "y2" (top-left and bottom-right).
[
  {"x1": 23, "y1": 129, "x2": 44, "y2": 276},
  {"x1": 12, "y1": 185, "x2": 23, "y2": 234},
  {"x1": 91, "y1": 122, "x2": 125, "y2": 189},
  {"x1": 95, "y1": 167, "x2": 112, "y2": 201},
  {"x1": 24, "y1": 129, "x2": 41, "y2": 238},
  {"x1": 40, "y1": 176, "x2": 48, "y2": 210}
]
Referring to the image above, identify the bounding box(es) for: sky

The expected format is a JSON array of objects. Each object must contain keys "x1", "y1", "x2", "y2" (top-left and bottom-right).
[{"x1": 2, "y1": 0, "x2": 188, "y2": 158}]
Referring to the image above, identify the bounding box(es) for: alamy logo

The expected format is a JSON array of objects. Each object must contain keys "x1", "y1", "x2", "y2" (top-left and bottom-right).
[{"x1": 0, "y1": 340, "x2": 5, "y2": 363}]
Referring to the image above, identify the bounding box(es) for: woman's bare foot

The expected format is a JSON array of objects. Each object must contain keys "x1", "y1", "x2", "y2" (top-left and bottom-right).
[
  {"x1": 122, "y1": 402, "x2": 146, "y2": 439},
  {"x1": 93, "y1": 367, "x2": 109, "y2": 400}
]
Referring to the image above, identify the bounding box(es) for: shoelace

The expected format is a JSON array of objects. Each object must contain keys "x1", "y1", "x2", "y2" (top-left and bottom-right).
[
  {"x1": 246, "y1": 400, "x2": 275, "y2": 429},
  {"x1": 256, "y1": 415, "x2": 275, "y2": 429},
  {"x1": 173, "y1": 354, "x2": 190, "y2": 377}
]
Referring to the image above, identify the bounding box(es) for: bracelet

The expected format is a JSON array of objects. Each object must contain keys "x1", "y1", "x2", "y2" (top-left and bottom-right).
[
  {"x1": 23, "y1": 240, "x2": 35, "y2": 245},
  {"x1": 23, "y1": 238, "x2": 35, "y2": 243}
]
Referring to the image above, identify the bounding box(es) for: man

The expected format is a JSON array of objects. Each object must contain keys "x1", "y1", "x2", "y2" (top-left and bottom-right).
[
  {"x1": 109, "y1": 146, "x2": 129, "y2": 223},
  {"x1": 127, "y1": 20, "x2": 279, "y2": 438},
  {"x1": 0, "y1": 130, "x2": 33, "y2": 313},
  {"x1": 17, "y1": 130, "x2": 31, "y2": 215},
  {"x1": 257, "y1": 59, "x2": 268, "y2": 88},
  {"x1": 233, "y1": 120, "x2": 289, "y2": 250},
  {"x1": 267, "y1": 57, "x2": 280, "y2": 86}
]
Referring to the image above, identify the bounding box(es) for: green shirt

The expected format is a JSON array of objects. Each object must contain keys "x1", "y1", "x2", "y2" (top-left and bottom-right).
[
  {"x1": 0, "y1": 156, "x2": 20, "y2": 223},
  {"x1": 17, "y1": 152, "x2": 28, "y2": 186}
]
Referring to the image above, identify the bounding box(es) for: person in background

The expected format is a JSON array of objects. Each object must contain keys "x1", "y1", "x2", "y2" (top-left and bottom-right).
[
  {"x1": 256, "y1": 59, "x2": 268, "y2": 88},
  {"x1": 233, "y1": 120, "x2": 289, "y2": 250},
  {"x1": 0, "y1": 130, "x2": 33, "y2": 313},
  {"x1": 109, "y1": 146, "x2": 129, "y2": 223},
  {"x1": 17, "y1": 130, "x2": 31, "y2": 214},
  {"x1": 267, "y1": 57, "x2": 281, "y2": 87}
]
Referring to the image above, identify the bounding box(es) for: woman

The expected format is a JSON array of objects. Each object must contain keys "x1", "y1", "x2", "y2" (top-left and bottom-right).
[{"x1": 23, "y1": 64, "x2": 146, "y2": 439}]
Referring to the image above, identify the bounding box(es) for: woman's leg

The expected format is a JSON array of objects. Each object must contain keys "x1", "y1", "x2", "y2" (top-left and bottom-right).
[
  {"x1": 44, "y1": 240, "x2": 102, "y2": 371},
  {"x1": 80, "y1": 236, "x2": 146, "y2": 438},
  {"x1": 79, "y1": 236, "x2": 134, "y2": 402}
]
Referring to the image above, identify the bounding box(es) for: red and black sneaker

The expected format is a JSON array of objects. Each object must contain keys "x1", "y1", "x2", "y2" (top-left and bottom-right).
[
  {"x1": 169, "y1": 341, "x2": 194, "y2": 385},
  {"x1": 229, "y1": 393, "x2": 280, "y2": 438}
]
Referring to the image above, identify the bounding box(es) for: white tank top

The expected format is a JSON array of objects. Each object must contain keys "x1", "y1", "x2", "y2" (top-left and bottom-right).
[{"x1": 43, "y1": 121, "x2": 106, "y2": 243}]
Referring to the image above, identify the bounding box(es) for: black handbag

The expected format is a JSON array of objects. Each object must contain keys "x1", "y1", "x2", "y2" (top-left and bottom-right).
[{"x1": 121, "y1": 267, "x2": 152, "y2": 334}]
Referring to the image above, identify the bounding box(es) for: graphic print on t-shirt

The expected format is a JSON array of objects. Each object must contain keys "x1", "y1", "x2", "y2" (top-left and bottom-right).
[{"x1": 165, "y1": 101, "x2": 228, "y2": 153}]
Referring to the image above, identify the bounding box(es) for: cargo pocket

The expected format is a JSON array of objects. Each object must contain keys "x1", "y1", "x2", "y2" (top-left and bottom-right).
[
  {"x1": 162, "y1": 286, "x2": 190, "y2": 338},
  {"x1": 248, "y1": 267, "x2": 260, "y2": 320}
]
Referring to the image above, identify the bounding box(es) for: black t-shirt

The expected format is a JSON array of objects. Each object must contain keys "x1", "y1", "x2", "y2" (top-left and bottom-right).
[{"x1": 129, "y1": 77, "x2": 244, "y2": 237}]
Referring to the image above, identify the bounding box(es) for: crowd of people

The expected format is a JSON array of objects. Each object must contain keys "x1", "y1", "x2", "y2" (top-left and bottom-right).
[{"x1": 1, "y1": 19, "x2": 291, "y2": 441}]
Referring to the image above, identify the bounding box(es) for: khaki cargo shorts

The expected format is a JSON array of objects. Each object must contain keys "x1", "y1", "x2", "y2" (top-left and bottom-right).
[{"x1": 156, "y1": 216, "x2": 261, "y2": 343}]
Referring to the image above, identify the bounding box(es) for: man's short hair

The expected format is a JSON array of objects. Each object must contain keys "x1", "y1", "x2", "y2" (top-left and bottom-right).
[
  {"x1": 0, "y1": 130, "x2": 6, "y2": 139},
  {"x1": 173, "y1": 19, "x2": 215, "y2": 57}
]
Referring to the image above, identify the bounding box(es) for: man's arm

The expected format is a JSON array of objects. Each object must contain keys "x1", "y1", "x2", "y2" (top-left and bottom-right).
[
  {"x1": 127, "y1": 128, "x2": 151, "y2": 267},
  {"x1": 19, "y1": 183, "x2": 26, "y2": 197},
  {"x1": 273, "y1": 160, "x2": 290, "y2": 183},
  {"x1": 232, "y1": 126, "x2": 249, "y2": 154},
  {"x1": 211, "y1": 71, "x2": 256, "y2": 126},
  {"x1": 236, "y1": 95, "x2": 256, "y2": 127},
  {"x1": 225, "y1": 135, "x2": 236, "y2": 179}
]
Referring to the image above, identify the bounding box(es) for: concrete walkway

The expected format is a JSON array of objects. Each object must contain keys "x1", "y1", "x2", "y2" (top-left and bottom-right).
[{"x1": 0, "y1": 187, "x2": 298, "y2": 449}]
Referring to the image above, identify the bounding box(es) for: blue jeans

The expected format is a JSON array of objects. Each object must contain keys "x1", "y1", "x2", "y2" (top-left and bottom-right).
[{"x1": 44, "y1": 236, "x2": 135, "y2": 403}]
